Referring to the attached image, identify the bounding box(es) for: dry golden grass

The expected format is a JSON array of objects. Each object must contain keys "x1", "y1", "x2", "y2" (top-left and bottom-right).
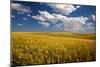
[{"x1": 11, "y1": 32, "x2": 96, "y2": 66}]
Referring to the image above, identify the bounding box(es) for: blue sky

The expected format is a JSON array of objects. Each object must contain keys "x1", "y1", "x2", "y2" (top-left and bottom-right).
[{"x1": 11, "y1": 1, "x2": 96, "y2": 33}]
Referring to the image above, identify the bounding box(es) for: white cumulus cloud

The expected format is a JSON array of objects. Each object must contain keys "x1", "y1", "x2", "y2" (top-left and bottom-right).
[
  {"x1": 32, "y1": 10, "x2": 89, "y2": 32},
  {"x1": 47, "y1": 4, "x2": 80, "y2": 15},
  {"x1": 11, "y1": 3, "x2": 32, "y2": 13},
  {"x1": 63, "y1": 17, "x2": 88, "y2": 31}
]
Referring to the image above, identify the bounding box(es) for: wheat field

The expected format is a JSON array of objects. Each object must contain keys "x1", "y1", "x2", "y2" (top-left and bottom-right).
[{"x1": 11, "y1": 32, "x2": 96, "y2": 66}]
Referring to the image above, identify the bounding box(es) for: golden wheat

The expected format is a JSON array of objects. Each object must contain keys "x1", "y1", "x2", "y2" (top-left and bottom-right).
[{"x1": 11, "y1": 32, "x2": 96, "y2": 65}]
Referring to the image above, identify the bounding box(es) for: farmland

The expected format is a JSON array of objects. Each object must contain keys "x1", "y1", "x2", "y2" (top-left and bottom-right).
[{"x1": 11, "y1": 32, "x2": 96, "y2": 66}]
